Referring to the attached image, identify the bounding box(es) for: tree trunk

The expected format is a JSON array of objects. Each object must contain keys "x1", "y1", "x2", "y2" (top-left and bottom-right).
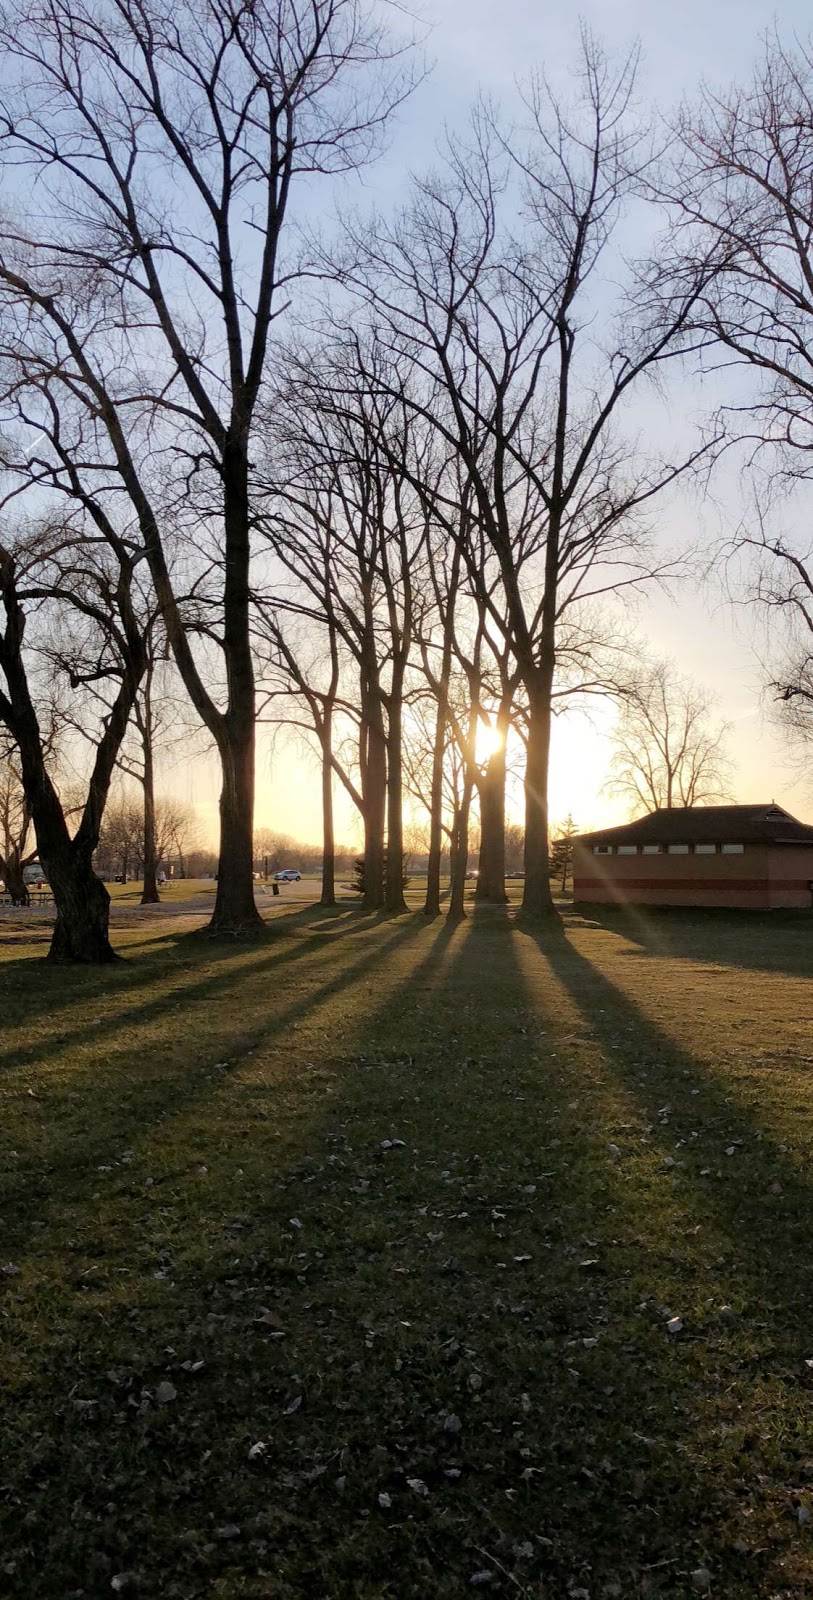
[
  {"x1": 320, "y1": 710, "x2": 336, "y2": 908},
  {"x1": 47, "y1": 855, "x2": 118, "y2": 963},
  {"x1": 207, "y1": 442, "x2": 264, "y2": 937},
  {"x1": 361, "y1": 682, "x2": 387, "y2": 912},
  {"x1": 424, "y1": 687, "x2": 447, "y2": 918},
  {"x1": 141, "y1": 748, "x2": 159, "y2": 904},
  {"x1": 140, "y1": 667, "x2": 160, "y2": 905},
  {"x1": 448, "y1": 812, "x2": 460, "y2": 898},
  {"x1": 475, "y1": 737, "x2": 508, "y2": 904},
  {"x1": 385, "y1": 676, "x2": 407, "y2": 913},
  {"x1": 424, "y1": 668, "x2": 454, "y2": 919},
  {"x1": 2, "y1": 848, "x2": 30, "y2": 906},
  {"x1": 0, "y1": 536, "x2": 143, "y2": 962},
  {"x1": 209, "y1": 726, "x2": 264, "y2": 935},
  {"x1": 447, "y1": 776, "x2": 473, "y2": 923},
  {"x1": 521, "y1": 676, "x2": 557, "y2": 919}
]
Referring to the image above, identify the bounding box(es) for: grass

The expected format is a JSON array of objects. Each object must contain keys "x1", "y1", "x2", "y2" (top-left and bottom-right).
[
  {"x1": 2, "y1": 903, "x2": 813, "y2": 1598},
  {"x1": 106, "y1": 879, "x2": 219, "y2": 904}
]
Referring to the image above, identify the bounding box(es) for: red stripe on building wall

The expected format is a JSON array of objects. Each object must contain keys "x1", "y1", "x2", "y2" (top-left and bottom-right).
[{"x1": 574, "y1": 877, "x2": 809, "y2": 892}]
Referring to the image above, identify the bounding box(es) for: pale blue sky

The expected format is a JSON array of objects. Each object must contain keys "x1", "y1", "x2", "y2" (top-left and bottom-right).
[{"x1": 192, "y1": 2, "x2": 813, "y2": 842}]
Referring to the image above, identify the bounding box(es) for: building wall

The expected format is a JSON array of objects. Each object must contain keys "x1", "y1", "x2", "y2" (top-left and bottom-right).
[{"x1": 572, "y1": 843, "x2": 813, "y2": 909}]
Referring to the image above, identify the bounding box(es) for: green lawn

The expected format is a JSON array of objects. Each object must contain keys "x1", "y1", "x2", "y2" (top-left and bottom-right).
[
  {"x1": 2, "y1": 904, "x2": 813, "y2": 1598},
  {"x1": 106, "y1": 878, "x2": 218, "y2": 904}
]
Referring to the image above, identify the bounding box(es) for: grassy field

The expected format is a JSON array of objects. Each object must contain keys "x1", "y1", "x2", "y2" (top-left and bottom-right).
[
  {"x1": 106, "y1": 879, "x2": 220, "y2": 904},
  {"x1": 2, "y1": 904, "x2": 813, "y2": 1599}
]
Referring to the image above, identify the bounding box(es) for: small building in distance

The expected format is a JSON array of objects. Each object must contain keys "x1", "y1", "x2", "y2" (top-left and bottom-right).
[{"x1": 572, "y1": 804, "x2": 813, "y2": 910}]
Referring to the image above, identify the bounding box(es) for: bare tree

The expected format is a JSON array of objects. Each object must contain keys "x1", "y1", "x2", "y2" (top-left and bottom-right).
[
  {"x1": 549, "y1": 813, "x2": 578, "y2": 894},
  {"x1": 113, "y1": 627, "x2": 193, "y2": 904},
  {"x1": 261, "y1": 343, "x2": 426, "y2": 912},
  {"x1": 157, "y1": 798, "x2": 200, "y2": 879},
  {"x1": 664, "y1": 34, "x2": 813, "y2": 752},
  {"x1": 346, "y1": 33, "x2": 714, "y2": 918},
  {"x1": 607, "y1": 660, "x2": 733, "y2": 813},
  {"x1": 96, "y1": 793, "x2": 143, "y2": 882},
  {"x1": 256, "y1": 569, "x2": 356, "y2": 909},
  {"x1": 96, "y1": 790, "x2": 199, "y2": 880},
  {"x1": 0, "y1": 750, "x2": 35, "y2": 902},
  {"x1": 0, "y1": 0, "x2": 416, "y2": 938},
  {"x1": 0, "y1": 508, "x2": 147, "y2": 960}
]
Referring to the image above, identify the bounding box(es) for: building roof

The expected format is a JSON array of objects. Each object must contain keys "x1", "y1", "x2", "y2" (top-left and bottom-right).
[{"x1": 577, "y1": 804, "x2": 813, "y2": 849}]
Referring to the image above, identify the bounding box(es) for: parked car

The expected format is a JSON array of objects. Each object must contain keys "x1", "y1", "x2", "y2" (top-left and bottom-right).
[
  {"x1": 274, "y1": 869, "x2": 302, "y2": 882},
  {"x1": 506, "y1": 871, "x2": 525, "y2": 880}
]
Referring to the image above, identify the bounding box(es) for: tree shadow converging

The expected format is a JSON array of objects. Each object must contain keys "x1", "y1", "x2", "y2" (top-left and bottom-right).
[
  {"x1": 516, "y1": 918, "x2": 813, "y2": 1595},
  {"x1": 0, "y1": 904, "x2": 400, "y2": 1075},
  {"x1": 5, "y1": 913, "x2": 813, "y2": 1599},
  {"x1": 0, "y1": 912, "x2": 430, "y2": 1262},
  {"x1": 2, "y1": 911, "x2": 473, "y2": 1596}
]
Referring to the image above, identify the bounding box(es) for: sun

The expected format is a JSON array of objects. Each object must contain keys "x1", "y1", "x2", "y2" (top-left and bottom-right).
[{"x1": 477, "y1": 720, "x2": 505, "y2": 762}]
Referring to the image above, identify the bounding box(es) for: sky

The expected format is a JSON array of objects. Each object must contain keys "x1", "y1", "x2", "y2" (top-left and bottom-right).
[{"x1": 167, "y1": 0, "x2": 813, "y2": 848}]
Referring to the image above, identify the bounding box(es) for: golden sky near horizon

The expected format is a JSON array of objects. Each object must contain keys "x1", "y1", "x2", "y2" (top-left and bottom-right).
[{"x1": 170, "y1": 675, "x2": 813, "y2": 853}]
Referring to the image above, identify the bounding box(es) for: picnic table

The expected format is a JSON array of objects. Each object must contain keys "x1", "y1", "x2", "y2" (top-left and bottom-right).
[{"x1": 0, "y1": 888, "x2": 54, "y2": 908}]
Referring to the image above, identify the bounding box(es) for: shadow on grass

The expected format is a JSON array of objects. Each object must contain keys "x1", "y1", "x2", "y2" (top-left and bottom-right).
[
  {"x1": 575, "y1": 901, "x2": 813, "y2": 978},
  {"x1": 0, "y1": 904, "x2": 389, "y2": 1051},
  {"x1": 531, "y1": 918, "x2": 813, "y2": 1323},
  {"x1": 512, "y1": 917, "x2": 813, "y2": 1589},
  {"x1": 0, "y1": 911, "x2": 430, "y2": 1263},
  {"x1": 5, "y1": 909, "x2": 813, "y2": 1598}
]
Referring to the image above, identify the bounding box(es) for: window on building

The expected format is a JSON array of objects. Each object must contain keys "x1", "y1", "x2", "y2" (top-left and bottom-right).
[
  {"x1": 667, "y1": 844, "x2": 689, "y2": 854},
  {"x1": 593, "y1": 845, "x2": 613, "y2": 855},
  {"x1": 617, "y1": 845, "x2": 638, "y2": 855},
  {"x1": 642, "y1": 844, "x2": 662, "y2": 855},
  {"x1": 694, "y1": 844, "x2": 717, "y2": 855},
  {"x1": 721, "y1": 843, "x2": 745, "y2": 854}
]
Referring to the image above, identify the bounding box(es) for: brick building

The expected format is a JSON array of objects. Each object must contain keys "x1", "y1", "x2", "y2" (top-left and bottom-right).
[{"x1": 572, "y1": 804, "x2": 813, "y2": 910}]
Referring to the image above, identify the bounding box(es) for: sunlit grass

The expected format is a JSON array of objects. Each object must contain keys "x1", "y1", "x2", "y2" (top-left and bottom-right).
[{"x1": 2, "y1": 905, "x2": 813, "y2": 1597}]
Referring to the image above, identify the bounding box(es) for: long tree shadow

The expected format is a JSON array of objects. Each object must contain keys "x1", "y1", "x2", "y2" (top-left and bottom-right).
[
  {"x1": 145, "y1": 909, "x2": 689, "y2": 1597},
  {"x1": 0, "y1": 912, "x2": 431, "y2": 1265},
  {"x1": 8, "y1": 910, "x2": 813, "y2": 1598},
  {"x1": 0, "y1": 906, "x2": 401, "y2": 1081},
  {"x1": 516, "y1": 918, "x2": 813, "y2": 1592},
  {"x1": 577, "y1": 902, "x2": 813, "y2": 978}
]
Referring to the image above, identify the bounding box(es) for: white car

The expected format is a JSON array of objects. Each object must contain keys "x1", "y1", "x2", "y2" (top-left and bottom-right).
[{"x1": 274, "y1": 869, "x2": 302, "y2": 882}]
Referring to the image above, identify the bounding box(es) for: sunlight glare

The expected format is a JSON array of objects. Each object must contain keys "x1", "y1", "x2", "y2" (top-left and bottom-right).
[{"x1": 477, "y1": 720, "x2": 505, "y2": 762}]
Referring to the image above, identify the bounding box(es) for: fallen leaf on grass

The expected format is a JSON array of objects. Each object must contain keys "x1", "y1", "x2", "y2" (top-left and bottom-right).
[{"x1": 256, "y1": 1307, "x2": 287, "y2": 1331}]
